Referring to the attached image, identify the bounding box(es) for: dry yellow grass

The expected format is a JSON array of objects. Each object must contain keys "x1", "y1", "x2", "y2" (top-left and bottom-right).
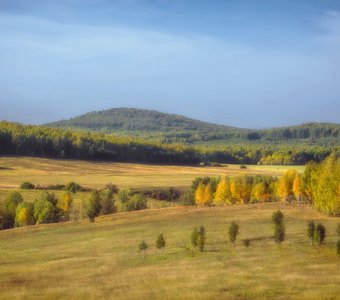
[
  {"x1": 0, "y1": 203, "x2": 339, "y2": 299},
  {"x1": 0, "y1": 156, "x2": 304, "y2": 190}
]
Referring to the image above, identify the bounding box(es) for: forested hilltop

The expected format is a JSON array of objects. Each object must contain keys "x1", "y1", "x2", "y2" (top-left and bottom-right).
[
  {"x1": 0, "y1": 121, "x2": 337, "y2": 165},
  {"x1": 46, "y1": 108, "x2": 340, "y2": 144}
]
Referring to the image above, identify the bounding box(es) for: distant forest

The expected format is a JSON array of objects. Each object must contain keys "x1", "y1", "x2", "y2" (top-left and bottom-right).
[
  {"x1": 47, "y1": 108, "x2": 340, "y2": 144},
  {"x1": 0, "y1": 121, "x2": 337, "y2": 165}
]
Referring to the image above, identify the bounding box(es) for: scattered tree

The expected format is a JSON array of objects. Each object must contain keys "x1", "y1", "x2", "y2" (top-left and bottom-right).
[
  {"x1": 307, "y1": 221, "x2": 315, "y2": 245},
  {"x1": 272, "y1": 210, "x2": 285, "y2": 244},
  {"x1": 138, "y1": 240, "x2": 148, "y2": 261},
  {"x1": 85, "y1": 190, "x2": 101, "y2": 222},
  {"x1": 314, "y1": 223, "x2": 326, "y2": 247},
  {"x1": 156, "y1": 233, "x2": 166, "y2": 252},
  {"x1": 228, "y1": 221, "x2": 239, "y2": 246}
]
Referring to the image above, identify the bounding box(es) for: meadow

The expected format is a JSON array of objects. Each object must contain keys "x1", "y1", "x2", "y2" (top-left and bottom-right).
[
  {"x1": 0, "y1": 156, "x2": 303, "y2": 190},
  {"x1": 1, "y1": 203, "x2": 340, "y2": 299},
  {"x1": 2, "y1": 156, "x2": 339, "y2": 299}
]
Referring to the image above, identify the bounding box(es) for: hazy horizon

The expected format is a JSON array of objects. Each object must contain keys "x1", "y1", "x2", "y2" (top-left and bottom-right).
[{"x1": 1, "y1": 0, "x2": 340, "y2": 128}]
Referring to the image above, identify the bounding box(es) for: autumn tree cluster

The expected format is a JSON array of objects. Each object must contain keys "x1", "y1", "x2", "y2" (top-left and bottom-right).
[
  {"x1": 194, "y1": 152, "x2": 340, "y2": 215},
  {"x1": 0, "y1": 191, "x2": 74, "y2": 229}
]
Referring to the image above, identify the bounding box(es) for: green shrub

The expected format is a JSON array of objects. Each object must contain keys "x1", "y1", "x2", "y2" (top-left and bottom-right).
[
  {"x1": 156, "y1": 233, "x2": 166, "y2": 251},
  {"x1": 272, "y1": 210, "x2": 285, "y2": 244},
  {"x1": 15, "y1": 202, "x2": 35, "y2": 226},
  {"x1": 122, "y1": 194, "x2": 147, "y2": 212},
  {"x1": 197, "y1": 226, "x2": 206, "y2": 252},
  {"x1": 85, "y1": 190, "x2": 101, "y2": 222},
  {"x1": 138, "y1": 240, "x2": 148, "y2": 261},
  {"x1": 65, "y1": 182, "x2": 82, "y2": 193},
  {"x1": 20, "y1": 182, "x2": 35, "y2": 189},
  {"x1": 240, "y1": 165, "x2": 247, "y2": 169},
  {"x1": 99, "y1": 189, "x2": 116, "y2": 215},
  {"x1": 190, "y1": 226, "x2": 206, "y2": 252},
  {"x1": 314, "y1": 223, "x2": 326, "y2": 247},
  {"x1": 4, "y1": 192, "x2": 23, "y2": 220},
  {"x1": 229, "y1": 222, "x2": 239, "y2": 245},
  {"x1": 179, "y1": 191, "x2": 195, "y2": 206},
  {"x1": 307, "y1": 221, "x2": 315, "y2": 245}
]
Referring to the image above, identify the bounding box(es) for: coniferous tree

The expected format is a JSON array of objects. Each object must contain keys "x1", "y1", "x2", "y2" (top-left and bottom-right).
[
  {"x1": 228, "y1": 222, "x2": 239, "y2": 246},
  {"x1": 272, "y1": 210, "x2": 285, "y2": 244},
  {"x1": 156, "y1": 233, "x2": 166, "y2": 252}
]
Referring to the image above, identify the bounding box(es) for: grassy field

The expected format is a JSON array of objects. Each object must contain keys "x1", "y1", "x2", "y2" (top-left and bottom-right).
[
  {"x1": 0, "y1": 156, "x2": 304, "y2": 190},
  {"x1": 0, "y1": 203, "x2": 340, "y2": 299}
]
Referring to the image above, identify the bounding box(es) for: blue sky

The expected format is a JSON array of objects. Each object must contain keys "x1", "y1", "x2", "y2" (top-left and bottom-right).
[{"x1": 0, "y1": 0, "x2": 339, "y2": 128}]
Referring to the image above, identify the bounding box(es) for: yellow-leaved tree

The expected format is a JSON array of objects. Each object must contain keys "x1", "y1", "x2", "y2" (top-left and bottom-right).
[
  {"x1": 203, "y1": 183, "x2": 213, "y2": 206},
  {"x1": 277, "y1": 169, "x2": 297, "y2": 203},
  {"x1": 251, "y1": 182, "x2": 267, "y2": 203},
  {"x1": 214, "y1": 176, "x2": 231, "y2": 206},
  {"x1": 292, "y1": 173, "x2": 303, "y2": 205},
  {"x1": 230, "y1": 175, "x2": 252, "y2": 204},
  {"x1": 59, "y1": 191, "x2": 73, "y2": 212}
]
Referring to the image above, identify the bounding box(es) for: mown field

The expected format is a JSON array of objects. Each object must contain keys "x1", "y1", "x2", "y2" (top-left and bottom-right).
[
  {"x1": 0, "y1": 204, "x2": 340, "y2": 299},
  {"x1": 0, "y1": 156, "x2": 303, "y2": 190}
]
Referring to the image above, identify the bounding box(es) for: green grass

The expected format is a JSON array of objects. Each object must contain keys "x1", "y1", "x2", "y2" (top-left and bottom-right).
[{"x1": 0, "y1": 203, "x2": 340, "y2": 299}]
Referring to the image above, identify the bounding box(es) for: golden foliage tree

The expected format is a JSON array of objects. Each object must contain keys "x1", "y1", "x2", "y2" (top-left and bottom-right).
[
  {"x1": 292, "y1": 173, "x2": 303, "y2": 205},
  {"x1": 230, "y1": 175, "x2": 252, "y2": 204},
  {"x1": 214, "y1": 176, "x2": 231, "y2": 206},
  {"x1": 277, "y1": 169, "x2": 297, "y2": 203},
  {"x1": 59, "y1": 191, "x2": 73, "y2": 212}
]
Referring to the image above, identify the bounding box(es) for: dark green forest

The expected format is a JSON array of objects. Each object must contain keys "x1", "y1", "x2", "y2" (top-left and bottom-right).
[
  {"x1": 0, "y1": 121, "x2": 337, "y2": 165},
  {"x1": 47, "y1": 108, "x2": 340, "y2": 144}
]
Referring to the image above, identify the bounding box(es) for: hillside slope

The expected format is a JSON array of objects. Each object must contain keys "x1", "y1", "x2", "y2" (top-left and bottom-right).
[
  {"x1": 46, "y1": 108, "x2": 340, "y2": 144},
  {"x1": 1, "y1": 204, "x2": 340, "y2": 299},
  {"x1": 46, "y1": 108, "x2": 246, "y2": 142}
]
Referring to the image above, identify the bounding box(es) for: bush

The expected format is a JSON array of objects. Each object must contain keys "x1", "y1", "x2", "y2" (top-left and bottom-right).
[
  {"x1": 33, "y1": 199, "x2": 60, "y2": 224},
  {"x1": 0, "y1": 207, "x2": 15, "y2": 230},
  {"x1": 307, "y1": 221, "x2": 315, "y2": 245},
  {"x1": 197, "y1": 226, "x2": 206, "y2": 252},
  {"x1": 229, "y1": 222, "x2": 239, "y2": 245},
  {"x1": 35, "y1": 184, "x2": 65, "y2": 190},
  {"x1": 156, "y1": 233, "x2": 166, "y2": 251},
  {"x1": 99, "y1": 189, "x2": 116, "y2": 215},
  {"x1": 4, "y1": 192, "x2": 23, "y2": 220},
  {"x1": 272, "y1": 210, "x2": 285, "y2": 244},
  {"x1": 65, "y1": 182, "x2": 82, "y2": 193},
  {"x1": 314, "y1": 223, "x2": 326, "y2": 247},
  {"x1": 240, "y1": 165, "x2": 247, "y2": 169},
  {"x1": 33, "y1": 192, "x2": 62, "y2": 224},
  {"x1": 138, "y1": 240, "x2": 148, "y2": 261},
  {"x1": 20, "y1": 182, "x2": 35, "y2": 189},
  {"x1": 104, "y1": 183, "x2": 119, "y2": 193},
  {"x1": 190, "y1": 226, "x2": 206, "y2": 252},
  {"x1": 337, "y1": 240, "x2": 340, "y2": 258},
  {"x1": 15, "y1": 202, "x2": 35, "y2": 226},
  {"x1": 85, "y1": 190, "x2": 101, "y2": 222},
  {"x1": 179, "y1": 190, "x2": 195, "y2": 206},
  {"x1": 122, "y1": 194, "x2": 147, "y2": 212}
]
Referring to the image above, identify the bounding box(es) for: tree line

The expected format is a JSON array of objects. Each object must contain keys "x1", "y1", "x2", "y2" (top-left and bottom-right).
[{"x1": 0, "y1": 121, "x2": 337, "y2": 165}]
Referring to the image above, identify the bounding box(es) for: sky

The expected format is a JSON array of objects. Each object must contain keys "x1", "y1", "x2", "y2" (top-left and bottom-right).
[{"x1": 0, "y1": 0, "x2": 340, "y2": 128}]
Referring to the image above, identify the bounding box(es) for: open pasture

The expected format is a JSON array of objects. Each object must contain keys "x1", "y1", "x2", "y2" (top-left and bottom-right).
[{"x1": 0, "y1": 203, "x2": 339, "y2": 299}]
